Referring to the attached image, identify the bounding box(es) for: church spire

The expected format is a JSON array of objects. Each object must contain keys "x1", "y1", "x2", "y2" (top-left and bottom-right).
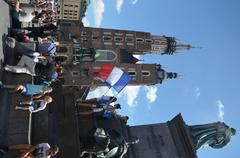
[{"x1": 150, "y1": 36, "x2": 192, "y2": 55}]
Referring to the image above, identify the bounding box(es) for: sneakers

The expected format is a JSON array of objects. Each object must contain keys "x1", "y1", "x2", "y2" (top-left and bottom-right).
[
  {"x1": 15, "y1": 106, "x2": 21, "y2": 110},
  {"x1": 4, "y1": 65, "x2": 11, "y2": 72},
  {"x1": 5, "y1": 37, "x2": 15, "y2": 48},
  {"x1": 0, "y1": 144, "x2": 8, "y2": 153},
  {"x1": 0, "y1": 81, "x2": 3, "y2": 88}
]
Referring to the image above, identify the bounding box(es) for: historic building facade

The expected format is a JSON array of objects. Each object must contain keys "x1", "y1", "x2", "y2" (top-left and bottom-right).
[
  {"x1": 57, "y1": 0, "x2": 90, "y2": 22},
  {"x1": 58, "y1": 25, "x2": 191, "y2": 86}
]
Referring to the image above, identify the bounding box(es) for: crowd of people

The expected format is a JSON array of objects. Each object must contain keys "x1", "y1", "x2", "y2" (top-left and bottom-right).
[
  {"x1": 0, "y1": 0, "x2": 129, "y2": 157},
  {"x1": 0, "y1": 1, "x2": 62, "y2": 157}
]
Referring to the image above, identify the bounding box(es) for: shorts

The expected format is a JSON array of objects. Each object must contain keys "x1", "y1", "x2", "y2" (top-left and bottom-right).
[
  {"x1": 93, "y1": 108, "x2": 104, "y2": 113},
  {"x1": 29, "y1": 102, "x2": 41, "y2": 111}
]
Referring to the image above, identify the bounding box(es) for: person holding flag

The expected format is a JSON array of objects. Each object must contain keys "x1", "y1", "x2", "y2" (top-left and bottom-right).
[
  {"x1": 77, "y1": 103, "x2": 121, "y2": 118},
  {"x1": 76, "y1": 96, "x2": 117, "y2": 108}
]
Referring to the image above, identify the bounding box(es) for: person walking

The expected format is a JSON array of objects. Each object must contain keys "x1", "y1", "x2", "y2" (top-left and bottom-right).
[
  {"x1": 15, "y1": 96, "x2": 53, "y2": 113},
  {"x1": 0, "y1": 143, "x2": 59, "y2": 158},
  {"x1": 0, "y1": 81, "x2": 52, "y2": 99}
]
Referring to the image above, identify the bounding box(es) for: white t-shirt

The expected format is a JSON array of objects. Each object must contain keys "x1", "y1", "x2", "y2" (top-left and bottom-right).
[
  {"x1": 19, "y1": 12, "x2": 34, "y2": 22},
  {"x1": 34, "y1": 143, "x2": 51, "y2": 158}
]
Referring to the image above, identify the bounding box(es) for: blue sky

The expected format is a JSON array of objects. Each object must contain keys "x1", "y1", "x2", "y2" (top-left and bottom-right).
[{"x1": 85, "y1": 0, "x2": 240, "y2": 157}]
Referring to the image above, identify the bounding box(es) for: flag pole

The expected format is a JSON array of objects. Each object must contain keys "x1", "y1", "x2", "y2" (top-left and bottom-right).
[{"x1": 102, "y1": 87, "x2": 112, "y2": 97}]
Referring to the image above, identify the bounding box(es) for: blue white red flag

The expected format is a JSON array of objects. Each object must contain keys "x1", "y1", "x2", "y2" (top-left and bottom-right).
[{"x1": 96, "y1": 64, "x2": 132, "y2": 93}]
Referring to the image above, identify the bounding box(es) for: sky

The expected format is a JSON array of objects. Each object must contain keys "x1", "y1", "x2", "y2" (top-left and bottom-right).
[{"x1": 84, "y1": 0, "x2": 240, "y2": 157}]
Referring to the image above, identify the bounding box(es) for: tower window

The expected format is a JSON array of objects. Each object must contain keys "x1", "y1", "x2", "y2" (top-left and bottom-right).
[
  {"x1": 81, "y1": 32, "x2": 87, "y2": 36},
  {"x1": 154, "y1": 40, "x2": 160, "y2": 45},
  {"x1": 127, "y1": 43, "x2": 134, "y2": 46},
  {"x1": 115, "y1": 33, "x2": 123, "y2": 36},
  {"x1": 160, "y1": 41, "x2": 167, "y2": 45},
  {"x1": 145, "y1": 39, "x2": 153, "y2": 44},
  {"x1": 128, "y1": 71, "x2": 137, "y2": 76},
  {"x1": 103, "y1": 36, "x2": 112, "y2": 41},
  {"x1": 114, "y1": 36, "x2": 123, "y2": 42},
  {"x1": 71, "y1": 71, "x2": 80, "y2": 76},
  {"x1": 142, "y1": 71, "x2": 151, "y2": 76},
  {"x1": 136, "y1": 38, "x2": 144, "y2": 43},
  {"x1": 103, "y1": 32, "x2": 112, "y2": 35},
  {"x1": 92, "y1": 36, "x2": 98, "y2": 40},
  {"x1": 104, "y1": 42, "x2": 112, "y2": 45},
  {"x1": 115, "y1": 43, "x2": 123, "y2": 46},
  {"x1": 126, "y1": 33, "x2": 133, "y2": 36},
  {"x1": 125, "y1": 36, "x2": 134, "y2": 42}
]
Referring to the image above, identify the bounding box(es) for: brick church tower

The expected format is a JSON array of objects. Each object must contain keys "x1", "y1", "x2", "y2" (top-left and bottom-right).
[{"x1": 58, "y1": 25, "x2": 191, "y2": 86}]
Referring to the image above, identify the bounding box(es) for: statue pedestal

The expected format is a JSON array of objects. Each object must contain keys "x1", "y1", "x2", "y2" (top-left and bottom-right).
[
  {"x1": 167, "y1": 114, "x2": 197, "y2": 158},
  {"x1": 125, "y1": 114, "x2": 197, "y2": 158}
]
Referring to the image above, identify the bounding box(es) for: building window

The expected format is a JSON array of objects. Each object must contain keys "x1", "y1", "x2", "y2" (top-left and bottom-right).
[
  {"x1": 81, "y1": 32, "x2": 87, "y2": 36},
  {"x1": 114, "y1": 36, "x2": 123, "y2": 42},
  {"x1": 115, "y1": 43, "x2": 123, "y2": 46},
  {"x1": 160, "y1": 41, "x2": 167, "y2": 45},
  {"x1": 104, "y1": 42, "x2": 112, "y2": 45},
  {"x1": 92, "y1": 36, "x2": 98, "y2": 41},
  {"x1": 145, "y1": 39, "x2": 153, "y2": 44},
  {"x1": 115, "y1": 33, "x2": 123, "y2": 36},
  {"x1": 136, "y1": 38, "x2": 144, "y2": 43},
  {"x1": 58, "y1": 47, "x2": 68, "y2": 52},
  {"x1": 152, "y1": 45, "x2": 161, "y2": 50},
  {"x1": 154, "y1": 40, "x2": 160, "y2": 45},
  {"x1": 125, "y1": 36, "x2": 134, "y2": 42},
  {"x1": 126, "y1": 43, "x2": 134, "y2": 46},
  {"x1": 95, "y1": 50, "x2": 116, "y2": 62},
  {"x1": 103, "y1": 32, "x2": 112, "y2": 35},
  {"x1": 128, "y1": 71, "x2": 137, "y2": 76},
  {"x1": 71, "y1": 71, "x2": 79, "y2": 76},
  {"x1": 142, "y1": 71, "x2": 150, "y2": 76},
  {"x1": 126, "y1": 33, "x2": 133, "y2": 36},
  {"x1": 103, "y1": 36, "x2": 112, "y2": 41}
]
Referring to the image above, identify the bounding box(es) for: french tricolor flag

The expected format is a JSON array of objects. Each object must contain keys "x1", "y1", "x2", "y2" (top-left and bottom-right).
[{"x1": 96, "y1": 64, "x2": 132, "y2": 93}]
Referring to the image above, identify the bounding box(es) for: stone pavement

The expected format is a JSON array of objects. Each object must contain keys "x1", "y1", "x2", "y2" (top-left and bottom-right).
[
  {"x1": 0, "y1": 0, "x2": 10, "y2": 67},
  {"x1": 0, "y1": 1, "x2": 90, "y2": 157},
  {"x1": 0, "y1": 1, "x2": 32, "y2": 157}
]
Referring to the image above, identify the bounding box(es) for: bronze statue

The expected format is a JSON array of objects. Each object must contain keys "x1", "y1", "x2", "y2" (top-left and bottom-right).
[{"x1": 188, "y1": 122, "x2": 236, "y2": 150}]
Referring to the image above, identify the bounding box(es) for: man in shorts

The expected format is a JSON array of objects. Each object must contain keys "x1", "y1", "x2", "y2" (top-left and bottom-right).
[{"x1": 0, "y1": 81, "x2": 52, "y2": 99}]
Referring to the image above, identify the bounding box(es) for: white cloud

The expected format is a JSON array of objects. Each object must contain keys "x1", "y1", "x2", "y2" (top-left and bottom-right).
[
  {"x1": 132, "y1": 0, "x2": 138, "y2": 5},
  {"x1": 145, "y1": 86, "x2": 158, "y2": 103},
  {"x1": 87, "y1": 86, "x2": 141, "y2": 108},
  {"x1": 119, "y1": 86, "x2": 141, "y2": 107},
  {"x1": 195, "y1": 87, "x2": 201, "y2": 99},
  {"x1": 217, "y1": 100, "x2": 224, "y2": 121},
  {"x1": 92, "y1": 0, "x2": 105, "y2": 27},
  {"x1": 116, "y1": 0, "x2": 124, "y2": 14},
  {"x1": 82, "y1": 17, "x2": 90, "y2": 27}
]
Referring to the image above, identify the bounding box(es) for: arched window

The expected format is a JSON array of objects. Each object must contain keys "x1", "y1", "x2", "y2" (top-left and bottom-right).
[
  {"x1": 136, "y1": 38, "x2": 144, "y2": 43},
  {"x1": 95, "y1": 50, "x2": 116, "y2": 62},
  {"x1": 142, "y1": 71, "x2": 151, "y2": 76},
  {"x1": 103, "y1": 36, "x2": 112, "y2": 41},
  {"x1": 58, "y1": 46, "x2": 68, "y2": 52},
  {"x1": 128, "y1": 71, "x2": 137, "y2": 76}
]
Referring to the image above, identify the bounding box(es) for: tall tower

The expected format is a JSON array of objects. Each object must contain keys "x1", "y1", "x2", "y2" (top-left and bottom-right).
[{"x1": 58, "y1": 25, "x2": 191, "y2": 86}]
